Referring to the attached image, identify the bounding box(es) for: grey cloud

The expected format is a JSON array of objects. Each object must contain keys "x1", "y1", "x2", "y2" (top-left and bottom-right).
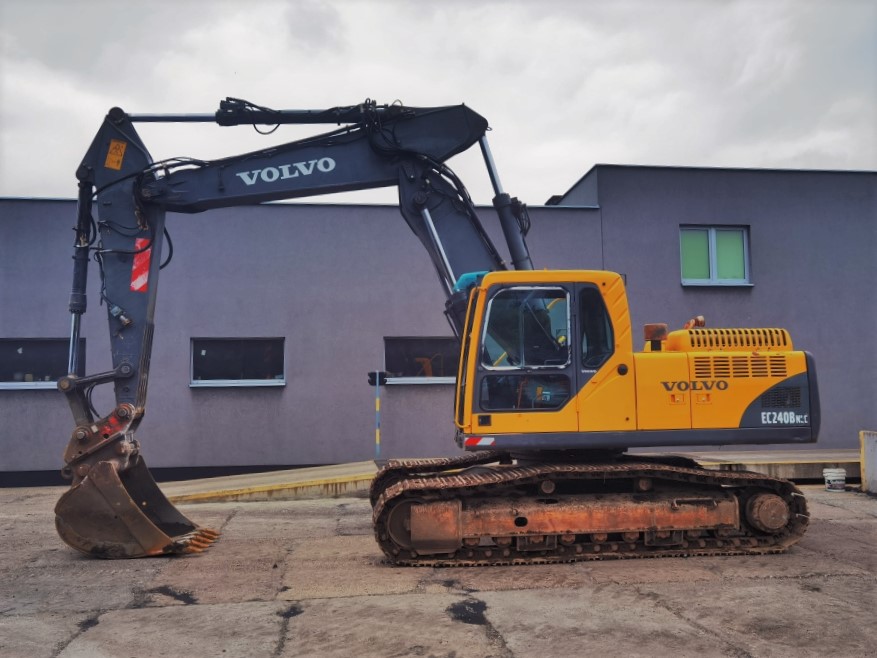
[
  {"x1": 283, "y1": 0, "x2": 344, "y2": 54},
  {"x1": 0, "y1": 0, "x2": 873, "y2": 203},
  {"x1": 1, "y1": 0, "x2": 214, "y2": 76}
]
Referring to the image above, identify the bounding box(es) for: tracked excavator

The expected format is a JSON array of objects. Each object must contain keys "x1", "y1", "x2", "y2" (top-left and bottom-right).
[{"x1": 57, "y1": 98, "x2": 818, "y2": 563}]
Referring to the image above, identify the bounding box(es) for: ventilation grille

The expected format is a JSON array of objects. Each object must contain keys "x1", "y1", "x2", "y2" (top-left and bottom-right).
[
  {"x1": 761, "y1": 387, "x2": 802, "y2": 408},
  {"x1": 693, "y1": 355, "x2": 788, "y2": 379},
  {"x1": 682, "y1": 328, "x2": 792, "y2": 351}
]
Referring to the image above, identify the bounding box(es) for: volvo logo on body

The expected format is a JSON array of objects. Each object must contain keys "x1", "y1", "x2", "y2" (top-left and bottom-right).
[
  {"x1": 661, "y1": 380, "x2": 729, "y2": 392},
  {"x1": 235, "y1": 157, "x2": 336, "y2": 186}
]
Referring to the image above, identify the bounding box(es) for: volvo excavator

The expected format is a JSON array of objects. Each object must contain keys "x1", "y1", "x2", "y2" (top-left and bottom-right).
[{"x1": 57, "y1": 98, "x2": 818, "y2": 563}]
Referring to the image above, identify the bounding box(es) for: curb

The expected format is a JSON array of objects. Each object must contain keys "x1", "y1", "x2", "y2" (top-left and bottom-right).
[{"x1": 167, "y1": 473, "x2": 374, "y2": 504}]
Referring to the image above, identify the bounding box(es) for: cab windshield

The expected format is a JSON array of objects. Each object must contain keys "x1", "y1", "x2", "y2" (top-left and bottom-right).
[{"x1": 480, "y1": 287, "x2": 570, "y2": 369}]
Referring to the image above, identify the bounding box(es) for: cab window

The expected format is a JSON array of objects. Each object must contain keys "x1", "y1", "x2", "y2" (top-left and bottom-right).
[
  {"x1": 580, "y1": 286, "x2": 613, "y2": 369},
  {"x1": 480, "y1": 287, "x2": 570, "y2": 369},
  {"x1": 478, "y1": 287, "x2": 572, "y2": 412},
  {"x1": 480, "y1": 374, "x2": 570, "y2": 411}
]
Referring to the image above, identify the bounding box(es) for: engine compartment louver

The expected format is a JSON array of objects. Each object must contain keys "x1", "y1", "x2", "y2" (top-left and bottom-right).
[
  {"x1": 761, "y1": 386, "x2": 802, "y2": 408},
  {"x1": 693, "y1": 355, "x2": 788, "y2": 379},
  {"x1": 667, "y1": 328, "x2": 793, "y2": 352}
]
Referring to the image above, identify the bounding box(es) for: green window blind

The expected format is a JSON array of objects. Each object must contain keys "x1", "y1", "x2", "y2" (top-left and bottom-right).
[
  {"x1": 680, "y1": 229, "x2": 710, "y2": 280},
  {"x1": 716, "y1": 229, "x2": 745, "y2": 279}
]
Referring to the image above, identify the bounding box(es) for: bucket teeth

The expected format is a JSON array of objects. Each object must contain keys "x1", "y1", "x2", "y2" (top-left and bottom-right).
[
  {"x1": 197, "y1": 527, "x2": 220, "y2": 542},
  {"x1": 171, "y1": 527, "x2": 219, "y2": 554},
  {"x1": 186, "y1": 528, "x2": 219, "y2": 551}
]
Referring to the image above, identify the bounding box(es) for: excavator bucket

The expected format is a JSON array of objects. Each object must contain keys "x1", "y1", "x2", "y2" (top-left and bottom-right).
[{"x1": 55, "y1": 458, "x2": 218, "y2": 559}]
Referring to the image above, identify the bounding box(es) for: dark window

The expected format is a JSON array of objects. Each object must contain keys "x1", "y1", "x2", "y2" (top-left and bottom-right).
[
  {"x1": 477, "y1": 287, "x2": 572, "y2": 412},
  {"x1": 480, "y1": 374, "x2": 570, "y2": 411},
  {"x1": 191, "y1": 338, "x2": 284, "y2": 384},
  {"x1": 579, "y1": 287, "x2": 614, "y2": 369},
  {"x1": 480, "y1": 287, "x2": 570, "y2": 369},
  {"x1": 456, "y1": 290, "x2": 480, "y2": 425},
  {"x1": 384, "y1": 337, "x2": 459, "y2": 378},
  {"x1": 0, "y1": 338, "x2": 84, "y2": 385}
]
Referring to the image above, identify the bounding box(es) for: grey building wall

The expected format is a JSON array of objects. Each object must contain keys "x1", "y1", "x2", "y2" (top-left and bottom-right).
[{"x1": 2, "y1": 166, "x2": 874, "y2": 473}]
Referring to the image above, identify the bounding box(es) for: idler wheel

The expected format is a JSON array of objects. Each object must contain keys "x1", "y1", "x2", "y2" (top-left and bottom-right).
[
  {"x1": 386, "y1": 499, "x2": 418, "y2": 549},
  {"x1": 745, "y1": 493, "x2": 790, "y2": 533}
]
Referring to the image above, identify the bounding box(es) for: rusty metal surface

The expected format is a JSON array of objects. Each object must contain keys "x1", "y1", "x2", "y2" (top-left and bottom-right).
[
  {"x1": 408, "y1": 500, "x2": 463, "y2": 553},
  {"x1": 461, "y1": 489, "x2": 737, "y2": 537},
  {"x1": 55, "y1": 458, "x2": 219, "y2": 559},
  {"x1": 369, "y1": 451, "x2": 503, "y2": 506},
  {"x1": 61, "y1": 404, "x2": 139, "y2": 481},
  {"x1": 396, "y1": 490, "x2": 740, "y2": 557},
  {"x1": 371, "y1": 456, "x2": 809, "y2": 566},
  {"x1": 56, "y1": 400, "x2": 219, "y2": 559},
  {"x1": 745, "y1": 493, "x2": 790, "y2": 533}
]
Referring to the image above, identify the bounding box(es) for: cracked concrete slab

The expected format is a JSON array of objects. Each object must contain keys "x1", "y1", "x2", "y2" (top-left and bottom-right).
[
  {"x1": 280, "y1": 594, "x2": 503, "y2": 658},
  {"x1": 417, "y1": 562, "x2": 598, "y2": 594},
  {"x1": 0, "y1": 612, "x2": 87, "y2": 658},
  {"x1": 2, "y1": 485, "x2": 876, "y2": 657},
  {"x1": 479, "y1": 587, "x2": 723, "y2": 657},
  {"x1": 145, "y1": 539, "x2": 290, "y2": 606},
  {"x1": 281, "y1": 536, "x2": 424, "y2": 600},
  {"x1": 56, "y1": 602, "x2": 285, "y2": 658},
  {"x1": 634, "y1": 576, "x2": 876, "y2": 658},
  {"x1": 794, "y1": 518, "x2": 877, "y2": 570}
]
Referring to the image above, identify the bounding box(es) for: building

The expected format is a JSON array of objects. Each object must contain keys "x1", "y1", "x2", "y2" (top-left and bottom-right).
[{"x1": 1, "y1": 165, "x2": 874, "y2": 480}]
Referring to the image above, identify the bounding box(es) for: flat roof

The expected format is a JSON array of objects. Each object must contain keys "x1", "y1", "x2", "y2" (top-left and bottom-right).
[{"x1": 550, "y1": 163, "x2": 877, "y2": 205}]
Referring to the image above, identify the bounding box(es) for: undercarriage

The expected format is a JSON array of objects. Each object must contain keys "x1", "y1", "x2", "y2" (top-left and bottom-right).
[{"x1": 371, "y1": 452, "x2": 809, "y2": 566}]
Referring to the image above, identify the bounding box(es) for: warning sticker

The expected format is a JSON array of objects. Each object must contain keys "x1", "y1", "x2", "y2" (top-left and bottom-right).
[
  {"x1": 130, "y1": 238, "x2": 152, "y2": 292},
  {"x1": 105, "y1": 139, "x2": 128, "y2": 170}
]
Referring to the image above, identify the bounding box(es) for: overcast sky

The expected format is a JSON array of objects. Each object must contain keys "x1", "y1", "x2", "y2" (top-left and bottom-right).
[{"x1": 1, "y1": 0, "x2": 874, "y2": 205}]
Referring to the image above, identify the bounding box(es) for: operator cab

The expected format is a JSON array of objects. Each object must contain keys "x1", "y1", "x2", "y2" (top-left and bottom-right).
[{"x1": 455, "y1": 270, "x2": 633, "y2": 446}]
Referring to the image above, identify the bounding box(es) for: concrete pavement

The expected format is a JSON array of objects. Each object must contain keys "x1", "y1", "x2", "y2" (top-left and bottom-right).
[{"x1": 1, "y1": 480, "x2": 875, "y2": 657}]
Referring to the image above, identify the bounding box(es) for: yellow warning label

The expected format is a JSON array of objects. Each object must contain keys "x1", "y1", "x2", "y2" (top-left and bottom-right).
[{"x1": 105, "y1": 139, "x2": 127, "y2": 170}]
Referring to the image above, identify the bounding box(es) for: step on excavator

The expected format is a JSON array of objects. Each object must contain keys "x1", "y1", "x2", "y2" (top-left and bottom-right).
[{"x1": 57, "y1": 98, "x2": 817, "y2": 562}]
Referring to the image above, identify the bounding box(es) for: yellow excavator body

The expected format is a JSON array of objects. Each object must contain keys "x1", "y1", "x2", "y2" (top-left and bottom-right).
[{"x1": 454, "y1": 271, "x2": 816, "y2": 448}]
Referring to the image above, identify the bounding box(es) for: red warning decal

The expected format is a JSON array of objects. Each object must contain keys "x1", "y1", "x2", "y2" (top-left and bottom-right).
[
  {"x1": 130, "y1": 238, "x2": 152, "y2": 292},
  {"x1": 464, "y1": 436, "x2": 496, "y2": 447}
]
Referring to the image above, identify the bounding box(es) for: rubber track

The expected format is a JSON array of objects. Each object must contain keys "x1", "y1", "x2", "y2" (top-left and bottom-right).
[{"x1": 371, "y1": 456, "x2": 809, "y2": 567}]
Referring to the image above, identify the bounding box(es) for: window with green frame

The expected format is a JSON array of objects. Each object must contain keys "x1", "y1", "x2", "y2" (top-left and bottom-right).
[{"x1": 680, "y1": 226, "x2": 750, "y2": 285}]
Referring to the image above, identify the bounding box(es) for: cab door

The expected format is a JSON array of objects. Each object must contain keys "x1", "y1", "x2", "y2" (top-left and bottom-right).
[
  {"x1": 574, "y1": 278, "x2": 638, "y2": 433},
  {"x1": 470, "y1": 284, "x2": 579, "y2": 435}
]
